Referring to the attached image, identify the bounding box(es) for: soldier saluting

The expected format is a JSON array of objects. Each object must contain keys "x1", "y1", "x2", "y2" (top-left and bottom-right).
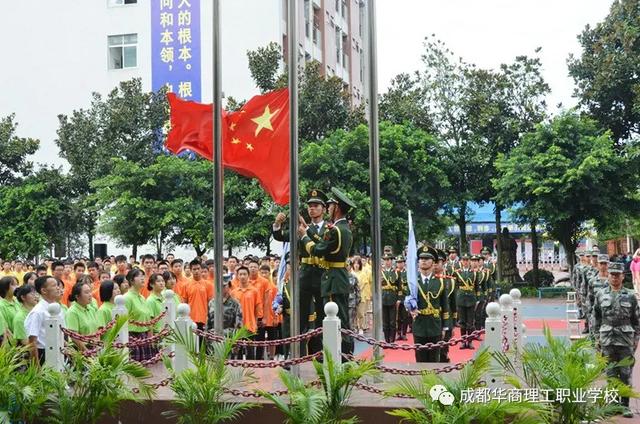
[
  {"x1": 593, "y1": 261, "x2": 639, "y2": 419},
  {"x1": 298, "y1": 187, "x2": 355, "y2": 355},
  {"x1": 410, "y1": 245, "x2": 449, "y2": 362}
]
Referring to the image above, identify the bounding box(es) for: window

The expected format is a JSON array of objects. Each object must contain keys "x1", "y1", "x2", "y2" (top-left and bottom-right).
[
  {"x1": 335, "y1": 28, "x2": 341, "y2": 64},
  {"x1": 108, "y1": 0, "x2": 137, "y2": 5},
  {"x1": 342, "y1": 33, "x2": 348, "y2": 68},
  {"x1": 359, "y1": 2, "x2": 364, "y2": 37},
  {"x1": 304, "y1": 0, "x2": 311, "y2": 38},
  {"x1": 108, "y1": 33, "x2": 137, "y2": 69},
  {"x1": 335, "y1": 0, "x2": 339, "y2": 12},
  {"x1": 341, "y1": 0, "x2": 347, "y2": 18}
]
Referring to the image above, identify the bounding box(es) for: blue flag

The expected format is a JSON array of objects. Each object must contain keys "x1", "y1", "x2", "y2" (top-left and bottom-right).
[
  {"x1": 404, "y1": 210, "x2": 418, "y2": 311},
  {"x1": 273, "y1": 242, "x2": 289, "y2": 312}
]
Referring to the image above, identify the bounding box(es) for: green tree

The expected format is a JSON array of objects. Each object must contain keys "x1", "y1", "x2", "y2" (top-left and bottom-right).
[
  {"x1": 568, "y1": 0, "x2": 640, "y2": 143},
  {"x1": 493, "y1": 112, "x2": 640, "y2": 269},
  {"x1": 300, "y1": 123, "x2": 449, "y2": 252},
  {"x1": 0, "y1": 114, "x2": 39, "y2": 187},
  {"x1": 56, "y1": 79, "x2": 168, "y2": 258},
  {"x1": 379, "y1": 72, "x2": 432, "y2": 132}
]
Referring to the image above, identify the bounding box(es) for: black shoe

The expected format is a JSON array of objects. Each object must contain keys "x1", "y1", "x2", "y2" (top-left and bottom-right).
[{"x1": 581, "y1": 327, "x2": 590, "y2": 334}]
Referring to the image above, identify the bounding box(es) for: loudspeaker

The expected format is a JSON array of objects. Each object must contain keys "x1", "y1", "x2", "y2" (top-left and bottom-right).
[
  {"x1": 54, "y1": 243, "x2": 66, "y2": 258},
  {"x1": 94, "y1": 244, "x2": 107, "y2": 259}
]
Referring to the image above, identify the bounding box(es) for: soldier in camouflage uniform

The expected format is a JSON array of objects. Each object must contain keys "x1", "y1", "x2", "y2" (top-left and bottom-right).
[
  {"x1": 455, "y1": 254, "x2": 479, "y2": 349},
  {"x1": 435, "y1": 249, "x2": 456, "y2": 363},
  {"x1": 411, "y1": 245, "x2": 449, "y2": 362},
  {"x1": 579, "y1": 250, "x2": 598, "y2": 333},
  {"x1": 395, "y1": 256, "x2": 411, "y2": 341},
  {"x1": 572, "y1": 250, "x2": 587, "y2": 317},
  {"x1": 593, "y1": 262, "x2": 639, "y2": 418},
  {"x1": 381, "y1": 254, "x2": 401, "y2": 343},
  {"x1": 587, "y1": 254, "x2": 610, "y2": 337},
  {"x1": 207, "y1": 276, "x2": 243, "y2": 357}
]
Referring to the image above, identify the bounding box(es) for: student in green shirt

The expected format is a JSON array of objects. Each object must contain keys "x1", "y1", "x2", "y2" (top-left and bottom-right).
[
  {"x1": 146, "y1": 273, "x2": 166, "y2": 333},
  {"x1": 66, "y1": 281, "x2": 99, "y2": 351},
  {"x1": 162, "y1": 271, "x2": 182, "y2": 304},
  {"x1": 124, "y1": 269, "x2": 155, "y2": 361},
  {"x1": 12, "y1": 284, "x2": 38, "y2": 345},
  {"x1": 98, "y1": 279, "x2": 121, "y2": 327},
  {"x1": 0, "y1": 276, "x2": 20, "y2": 335}
]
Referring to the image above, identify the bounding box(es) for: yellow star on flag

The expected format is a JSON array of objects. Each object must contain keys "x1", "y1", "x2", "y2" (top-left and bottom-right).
[
  {"x1": 251, "y1": 105, "x2": 280, "y2": 137},
  {"x1": 231, "y1": 137, "x2": 241, "y2": 144},
  {"x1": 229, "y1": 122, "x2": 236, "y2": 131},
  {"x1": 246, "y1": 143, "x2": 254, "y2": 151}
]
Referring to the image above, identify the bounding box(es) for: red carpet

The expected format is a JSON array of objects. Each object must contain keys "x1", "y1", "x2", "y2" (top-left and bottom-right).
[
  {"x1": 356, "y1": 327, "x2": 480, "y2": 363},
  {"x1": 522, "y1": 319, "x2": 568, "y2": 330}
]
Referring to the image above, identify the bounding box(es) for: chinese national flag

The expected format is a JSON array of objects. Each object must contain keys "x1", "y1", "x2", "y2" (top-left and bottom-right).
[
  {"x1": 224, "y1": 88, "x2": 290, "y2": 205},
  {"x1": 165, "y1": 89, "x2": 290, "y2": 205}
]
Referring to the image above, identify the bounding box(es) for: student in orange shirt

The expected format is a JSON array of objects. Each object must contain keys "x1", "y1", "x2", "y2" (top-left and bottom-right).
[
  {"x1": 231, "y1": 266, "x2": 262, "y2": 360},
  {"x1": 170, "y1": 259, "x2": 188, "y2": 299},
  {"x1": 73, "y1": 262, "x2": 86, "y2": 281},
  {"x1": 140, "y1": 254, "x2": 155, "y2": 298},
  {"x1": 51, "y1": 261, "x2": 69, "y2": 306},
  {"x1": 246, "y1": 259, "x2": 269, "y2": 358},
  {"x1": 183, "y1": 259, "x2": 214, "y2": 330},
  {"x1": 114, "y1": 255, "x2": 128, "y2": 277},
  {"x1": 92, "y1": 270, "x2": 111, "y2": 306},
  {"x1": 87, "y1": 261, "x2": 101, "y2": 297},
  {"x1": 204, "y1": 259, "x2": 216, "y2": 285}
]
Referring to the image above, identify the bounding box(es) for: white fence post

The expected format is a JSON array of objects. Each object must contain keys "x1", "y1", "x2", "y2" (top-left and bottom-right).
[
  {"x1": 322, "y1": 302, "x2": 341, "y2": 365},
  {"x1": 483, "y1": 302, "x2": 502, "y2": 388},
  {"x1": 509, "y1": 288, "x2": 524, "y2": 354},
  {"x1": 112, "y1": 295, "x2": 129, "y2": 350},
  {"x1": 44, "y1": 303, "x2": 64, "y2": 371},
  {"x1": 174, "y1": 303, "x2": 196, "y2": 373},
  {"x1": 163, "y1": 289, "x2": 177, "y2": 354},
  {"x1": 499, "y1": 294, "x2": 515, "y2": 354}
]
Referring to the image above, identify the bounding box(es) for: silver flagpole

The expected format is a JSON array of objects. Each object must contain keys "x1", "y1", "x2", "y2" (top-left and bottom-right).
[
  {"x1": 212, "y1": 0, "x2": 224, "y2": 335},
  {"x1": 366, "y1": 0, "x2": 383, "y2": 359},
  {"x1": 287, "y1": 0, "x2": 300, "y2": 364}
]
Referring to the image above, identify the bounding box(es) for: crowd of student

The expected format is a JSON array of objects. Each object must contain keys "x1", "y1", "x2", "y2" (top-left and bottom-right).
[{"x1": 0, "y1": 252, "x2": 376, "y2": 362}]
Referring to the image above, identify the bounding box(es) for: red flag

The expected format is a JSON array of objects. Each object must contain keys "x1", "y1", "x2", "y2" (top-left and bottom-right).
[
  {"x1": 165, "y1": 93, "x2": 229, "y2": 160},
  {"x1": 223, "y1": 88, "x2": 290, "y2": 205},
  {"x1": 165, "y1": 89, "x2": 290, "y2": 205}
]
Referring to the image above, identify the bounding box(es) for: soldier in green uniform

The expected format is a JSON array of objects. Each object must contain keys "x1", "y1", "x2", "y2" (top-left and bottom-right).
[
  {"x1": 435, "y1": 248, "x2": 456, "y2": 363},
  {"x1": 455, "y1": 254, "x2": 478, "y2": 349},
  {"x1": 299, "y1": 187, "x2": 355, "y2": 355},
  {"x1": 580, "y1": 250, "x2": 598, "y2": 334},
  {"x1": 593, "y1": 262, "x2": 639, "y2": 418},
  {"x1": 395, "y1": 256, "x2": 411, "y2": 341},
  {"x1": 572, "y1": 250, "x2": 586, "y2": 318},
  {"x1": 381, "y1": 254, "x2": 401, "y2": 343},
  {"x1": 445, "y1": 247, "x2": 461, "y2": 275},
  {"x1": 587, "y1": 254, "x2": 610, "y2": 338},
  {"x1": 273, "y1": 189, "x2": 329, "y2": 354},
  {"x1": 411, "y1": 245, "x2": 449, "y2": 362},
  {"x1": 472, "y1": 255, "x2": 488, "y2": 330},
  {"x1": 481, "y1": 247, "x2": 496, "y2": 302}
]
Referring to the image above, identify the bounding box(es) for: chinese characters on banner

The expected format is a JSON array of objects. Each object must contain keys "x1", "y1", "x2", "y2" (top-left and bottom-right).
[{"x1": 151, "y1": 0, "x2": 201, "y2": 101}]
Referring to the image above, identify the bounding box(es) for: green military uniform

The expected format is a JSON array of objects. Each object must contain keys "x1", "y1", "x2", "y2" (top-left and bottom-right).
[
  {"x1": 445, "y1": 247, "x2": 461, "y2": 276},
  {"x1": 381, "y1": 256, "x2": 401, "y2": 343},
  {"x1": 482, "y1": 247, "x2": 497, "y2": 302},
  {"x1": 579, "y1": 251, "x2": 599, "y2": 333},
  {"x1": 301, "y1": 187, "x2": 355, "y2": 355},
  {"x1": 396, "y1": 257, "x2": 411, "y2": 340},
  {"x1": 413, "y1": 246, "x2": 449, "y2": 362},
  {"x1": 273, "y1": 189, "x2": 328, "y2": 354},
  {"x1": 455, "y1": 255, "x2": 479, "y2": 349},
  {"x1": 592, "y1": 262, "x2": 639, "y2": 417},
  {"x1": 437, "y1": 249, "x2": 456, "y2": 363},
  {"x1": 473, "y1": 255, "x2": 489, "y2": 330},
  {"x1": 587, "y1": 254, "x2": 610, "y2": 337}
]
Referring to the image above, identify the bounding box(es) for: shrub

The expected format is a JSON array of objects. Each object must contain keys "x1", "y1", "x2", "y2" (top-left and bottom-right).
[{"x1": 523, "y1": 269, "x2": 554, "y2": 287}]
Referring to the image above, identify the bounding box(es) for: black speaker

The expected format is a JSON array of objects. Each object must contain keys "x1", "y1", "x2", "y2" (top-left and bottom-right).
[
  {"x1": 94, "y1": 244, "x2": 107, "y2": 259},
  {"x1": 54, "y1": 243, "x2": 66, "y2": 258}
]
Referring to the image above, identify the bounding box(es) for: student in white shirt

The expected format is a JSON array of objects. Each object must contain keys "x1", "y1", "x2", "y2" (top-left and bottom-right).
[{"x1": 24, "y1": 275, "x2": 65, "y2": 364}]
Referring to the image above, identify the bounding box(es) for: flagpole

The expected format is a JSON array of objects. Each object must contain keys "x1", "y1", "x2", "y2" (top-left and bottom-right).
[
  {"x1": 366, "y1": 0, "x2": 383, "y2": 359},
  {"x1": 287, "y1": 0, "x2": 300, "y2": 364},
  {"x1": 212, "y1": 0, "x2": 224, "y2": 335}
]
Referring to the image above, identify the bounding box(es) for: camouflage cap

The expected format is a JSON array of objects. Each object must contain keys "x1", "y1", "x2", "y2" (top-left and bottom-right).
[
  {"x1": 597, "y1": 254, "x2": 609, "y2": 263},
  {"x1": 608, "y1": 262, "x2": 625, "y2": 274}
]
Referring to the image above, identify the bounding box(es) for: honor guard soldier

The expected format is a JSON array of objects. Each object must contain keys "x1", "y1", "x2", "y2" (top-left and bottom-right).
[
  {"x1": 411, "y1": 245, "x2": 449, "y2": 362},
  {"x1": 481, "y1": 247, "x2": 496, "y2": 302},
  {"x1": 395, "y1": 256, "x2": 411, "y2": 341},
  {"x1": 435, "y1": 248, "x2": 456, "y2": 363},
  {"x1": 299, "y1": 187, "x2": 355, "y2": 355},
  {"x1": 381, "y1": 253, "x2": 401, "y2": 343},
  {"x1": 471, "y1": 255, "x2": 488, "y2": 330},
  {"x1": 593, "y1": 262, "x2": 639, "y2": 418},
  {"x1": 587, "y1": 254, "x2": 610, "y2": 337},
  {"x1": 445, "y1": 247, "x2": 461, "y2": 275},
  {"x1": 455, "y1": 254, "x2": 478, "y2": 349},
  {"x1": 273, "y1": 189, "x2": 328, "y2": 354}
]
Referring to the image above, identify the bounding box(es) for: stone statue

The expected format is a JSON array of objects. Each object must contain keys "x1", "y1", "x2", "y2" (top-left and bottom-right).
[{"x1": 500, "y1": 227, "x2": 523, "y2": 283}]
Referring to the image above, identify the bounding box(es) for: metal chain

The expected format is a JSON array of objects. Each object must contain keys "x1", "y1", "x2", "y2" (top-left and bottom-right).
[
  {"x1": 132, "y1": 377, "x2": 174, "y2": 394},
  {"x1": 225, "y1": 351, "x2": 322, "y2": 368},
  {"x1": 129, "y1": 311, "x2": 167, "y2": 327},
  {"x1": 134, "y1": 350, "x2": 175, "y2": 367},
  {"x1": 193, "y1": 327, "x2": 323, "y2": 347},
  {"x1": 341, "y1": 328, "x2": 485, "y2": 351},
  {"x1": 354, "y1": 382, "x2": 414, "y2": 399},
  {"x1": 113, "y1": 327, "x2": 172, "y2": 348},
  {"x1": 342, "y1": 353, "x2": 471, "y2": 375},
  {"x1": 223, "y1": 380, "x2": 322, "y2": 398},
  {"x1": 61, "y1": 327, "x2": 106, "y2": 344}
]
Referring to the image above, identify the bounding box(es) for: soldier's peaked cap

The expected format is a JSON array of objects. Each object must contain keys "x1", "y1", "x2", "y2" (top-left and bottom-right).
[
  {"x1": 306, "y1": 189, "x2": 328, "y2": 206},
  {"x1": 326, "y1": 187, "x2": 356, "y2": 211},
  {"x1": 418, "y1": 245, "x2": 437, "y2": 260}
]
